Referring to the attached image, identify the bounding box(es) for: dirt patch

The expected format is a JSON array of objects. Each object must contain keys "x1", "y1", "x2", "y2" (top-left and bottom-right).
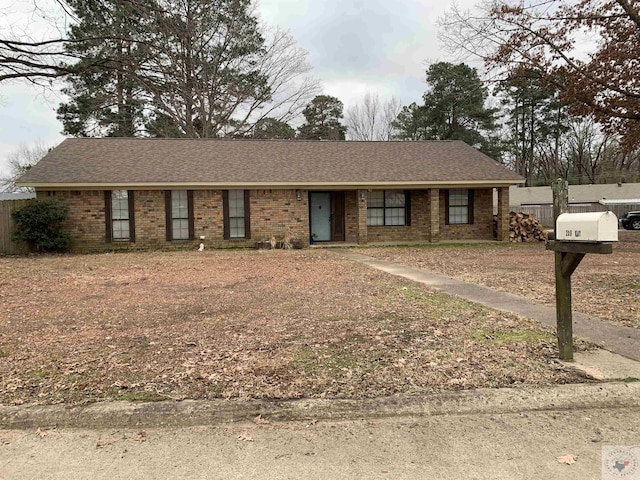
[
  {"x1": 0, "y1": 250, "x2": 587, "y2": 405},
  {"x1": 354, "y1": 242, "x2": 640, "y2": 328}
]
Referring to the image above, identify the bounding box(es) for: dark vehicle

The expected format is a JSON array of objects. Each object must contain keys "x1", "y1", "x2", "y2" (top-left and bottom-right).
[{"x1": 619, "y1": 211, "x2": 640, "y2": 230}]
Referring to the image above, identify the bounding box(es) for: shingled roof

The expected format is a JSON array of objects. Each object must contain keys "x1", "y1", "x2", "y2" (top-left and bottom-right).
[{"x1": 18, "y1": 138, "x2": 524, "y2": 188}]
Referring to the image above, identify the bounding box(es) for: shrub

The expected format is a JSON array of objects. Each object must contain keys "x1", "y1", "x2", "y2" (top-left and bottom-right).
[{"x1": 11, "y1": 199, "x2": 71, "y2": 253}]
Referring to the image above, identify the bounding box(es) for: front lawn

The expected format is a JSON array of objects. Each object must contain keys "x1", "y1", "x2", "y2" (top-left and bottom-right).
[{"x1": 0, "y1": 250, "x2": 586, "y2": 405}]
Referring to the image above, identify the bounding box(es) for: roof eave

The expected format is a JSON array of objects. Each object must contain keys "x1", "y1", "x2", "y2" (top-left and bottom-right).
[{"x1": 18, "y1": 179, "x2": 525, "y2": 190}]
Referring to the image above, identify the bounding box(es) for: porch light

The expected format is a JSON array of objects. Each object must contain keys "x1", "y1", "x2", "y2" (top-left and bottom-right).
[
  {"x1": 360, "y1": 191, "x2": 367, "y2": 201},
  {"x1": 296, "y1": 190, "x2": 302, "y2": 201}
]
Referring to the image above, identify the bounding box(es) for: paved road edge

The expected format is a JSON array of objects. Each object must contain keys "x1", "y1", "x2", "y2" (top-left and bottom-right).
[{"x1": 2, "y1": 382, "x2": 639, "y2": 430}]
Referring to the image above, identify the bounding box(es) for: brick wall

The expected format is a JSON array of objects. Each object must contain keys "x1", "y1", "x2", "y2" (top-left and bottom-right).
[
  {"x1": 38, "y1": 189, "x2": 310, "y2": 252},
  {"x1": 366, "y1": 190, "x2": 432, "y2": 242},
  {"x1": 439, "y1": 188, "x2": 494, "y2": 241},
  {"x1": 249, "y1": 189, "x2": 309, "y2": 245},
  {"x1": 428, "y1": 188, "x2": 440, "y2": 242},
  {"x1": 37, "y1": 190, "x2": 109, "y2": 251},
  {"x1": 496, "y1": 187, "x2": 509, "y2": 241},
  {"x1": 344, "y1": 191, "x2": 359, "y2": 243},
  {"x1": 194, "y1": 190, "x2": 223, "y2": 242},
  {"x1": 38, "y1": 187, "x2": 500, "y2": 251},
  {"x1": 135, "y1": 190, "x2": 167, "y2": 247}
]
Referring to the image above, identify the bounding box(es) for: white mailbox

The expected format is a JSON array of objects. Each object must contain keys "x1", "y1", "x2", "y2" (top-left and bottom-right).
[{"x1": 556, "y1": 211, "x2": 618, "y2": 242}]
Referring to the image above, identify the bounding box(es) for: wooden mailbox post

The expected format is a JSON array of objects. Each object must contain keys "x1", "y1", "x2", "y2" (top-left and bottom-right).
[{"x1": 546, "y1": 179, "x2": 617, "y2": 361}]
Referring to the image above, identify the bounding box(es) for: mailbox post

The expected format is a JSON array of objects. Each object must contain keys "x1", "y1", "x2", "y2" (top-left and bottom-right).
[{"x1": 546, "y1": 204, "x2": 618, "y2": 360}]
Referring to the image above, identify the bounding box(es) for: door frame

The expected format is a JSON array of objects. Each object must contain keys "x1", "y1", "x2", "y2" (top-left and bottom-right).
[{"x1": 308, "y1": 191, "x2": 345, "y2": 242}]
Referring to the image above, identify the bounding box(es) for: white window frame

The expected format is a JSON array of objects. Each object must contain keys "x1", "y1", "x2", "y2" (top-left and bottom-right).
[
  {"x1": 448, "y1": 189, "x2": 470, "y2": 225},
  {"x1": 111, "y1": 190, "x2": 130, "y2": 241},
  {"x1": 171, "y1": 190, "x2": 190, "y2": 240}
]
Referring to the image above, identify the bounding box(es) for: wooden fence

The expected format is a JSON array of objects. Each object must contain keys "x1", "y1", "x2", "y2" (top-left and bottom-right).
[
  {"x1": 0, "y1": 199, "x2": 31, "y2": 255},
  {"x1": 516, "y1": 203, "x2": 640, "y2": 228}
]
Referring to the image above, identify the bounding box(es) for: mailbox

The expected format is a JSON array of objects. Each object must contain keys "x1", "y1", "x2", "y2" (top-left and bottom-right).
[{"x1": 556, "y1": 211, "x2": 618, "y2": 242}]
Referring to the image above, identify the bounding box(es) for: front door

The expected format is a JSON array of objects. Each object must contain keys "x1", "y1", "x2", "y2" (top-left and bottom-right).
[
  {"x1": 310, "y1": 192, "x2": 331, "y2": 241},
  {"x1": 309, "y1": 192, "x2": 345, "y2": 242}
]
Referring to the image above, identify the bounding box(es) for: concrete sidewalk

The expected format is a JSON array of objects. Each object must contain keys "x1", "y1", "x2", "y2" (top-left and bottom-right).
[{"x1": 333, "y1": 249, "x2": 640, "y2": 362}]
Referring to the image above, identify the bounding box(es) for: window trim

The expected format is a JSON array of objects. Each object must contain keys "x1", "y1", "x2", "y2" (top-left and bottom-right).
[
  {"x1": 165, "y1": 190, "x2": 194, "y2": 241},
  {"x1": 223, "y1": 190, "x2": 251, "y2": 240},
  {"x1": 445, "y1": 189, "x2": 474, "y2": 225},
  {"x1": 367, "y1": 190, "x2": 411, "y2": 227},
  {"x1": 105, "y1": 190, "x2": 135, "y2": 242}
]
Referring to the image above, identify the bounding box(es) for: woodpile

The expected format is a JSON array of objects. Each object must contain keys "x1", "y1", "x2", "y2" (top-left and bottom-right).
[{"x1": 509, "y1": 211, "x2": 548, "y2": 242}]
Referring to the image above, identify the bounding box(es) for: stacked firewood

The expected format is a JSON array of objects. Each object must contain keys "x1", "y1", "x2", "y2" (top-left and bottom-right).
[{"x1": 508, "y1": 211, "x2": 548, "y2": 242}]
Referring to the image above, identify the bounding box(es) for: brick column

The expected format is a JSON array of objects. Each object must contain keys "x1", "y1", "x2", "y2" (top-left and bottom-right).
[
  {"x1": 497, "y1": 187, "x2": 510, "y2": 241},
  {"x1": 356, "y1": 190, "x2": 368, "y2": 244},
  {"x1": 428, "y1": 188, "x2": 440, "y2": 243}
]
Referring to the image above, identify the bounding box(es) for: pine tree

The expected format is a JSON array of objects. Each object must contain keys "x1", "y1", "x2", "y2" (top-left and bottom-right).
[
  {"x1": 297, "y1": 95, "x2": 347, "y2": 140},
  {"x1": 57, "y1": 0, "x2": 150, "y2": 136}
]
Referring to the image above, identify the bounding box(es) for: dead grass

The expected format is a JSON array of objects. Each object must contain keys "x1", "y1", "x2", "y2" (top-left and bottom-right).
[
  {"x1": 0, "y1": 250, "x2": 587, "y2": 406},
  {"x1": 354, "y1": 241, "x2": 640, "y2": 328}
]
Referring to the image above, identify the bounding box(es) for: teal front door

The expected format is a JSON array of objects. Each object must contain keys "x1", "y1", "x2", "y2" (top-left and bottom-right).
[{"x1": 310, "y1": 192, "x2": 331, "y2": 241}]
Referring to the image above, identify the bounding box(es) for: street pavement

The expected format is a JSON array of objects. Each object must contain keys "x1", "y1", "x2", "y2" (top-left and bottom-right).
[{"x1": 2, "y1": 405, "x2": 640, "y2": 479}]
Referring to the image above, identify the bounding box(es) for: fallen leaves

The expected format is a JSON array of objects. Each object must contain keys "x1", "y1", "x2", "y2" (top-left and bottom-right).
[
  {"x1": 0, "y1": 249, "x2": 591, "y2": 405},
  {"x1": 357, "y1": 243, "x2": 639, "y2": 329},
  {"x1": 253, "y1": 414, "x2": 270, "y2": 425},
  {"x1": 557, "y1": 453, "x2": 578, "y2": 465},
  {"x1": 35, "y1": 427, "x2": 57, "y2": 439},
  {"x1": 96, "y1": 436, "x2": 119, "y2": 449}
]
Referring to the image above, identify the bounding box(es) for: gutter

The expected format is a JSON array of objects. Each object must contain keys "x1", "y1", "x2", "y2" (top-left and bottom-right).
[{"x1": 16, "y1": 180, "x2": 525, "y2": 190}]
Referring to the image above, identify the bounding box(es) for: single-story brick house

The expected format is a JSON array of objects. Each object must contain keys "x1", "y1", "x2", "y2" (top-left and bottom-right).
[{"x1": 16, "y1": 138, "x2": 523, "y2": 251}]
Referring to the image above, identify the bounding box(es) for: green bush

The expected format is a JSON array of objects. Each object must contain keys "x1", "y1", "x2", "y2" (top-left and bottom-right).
[{"x1": 12, "y1": 199, "x2": 71, "y2": 253}]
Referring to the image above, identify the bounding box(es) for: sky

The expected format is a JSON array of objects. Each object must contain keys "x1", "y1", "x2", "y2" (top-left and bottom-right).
[{"x1": 0, "y1": 0, "x2": 477, "y2": 177}]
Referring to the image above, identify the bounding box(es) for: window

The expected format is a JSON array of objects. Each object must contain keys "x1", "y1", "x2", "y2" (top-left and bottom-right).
[
  {"x1": 446, "y1": 189, "x2": 474, "y2": 225},
  {"x1": 165, "y1": 190, "x2": 194, "y2": 241},
  {"x1": 223, "y1": 190, "x2": 250, "y2": 239},
  {"x1": 367, "y1": 190, "x2": 410, "y2": 226},
  {"x1": 105, "y1": 190, "x2": 135, "y2": 242}
]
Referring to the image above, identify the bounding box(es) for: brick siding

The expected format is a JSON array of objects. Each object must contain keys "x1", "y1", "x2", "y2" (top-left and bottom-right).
[
  {"x1": 344, "y1": 191, "x2": 359, "y2": 243},
  {"x1": 366, "y1": 190, "x2": 433, "y2": 242},
  {"x1": 496, "y1": 187, "x2": 509, "y2": 241},
  {"x1": 248, "y1": 189, "x2": 309, "y2": 245},
  {"x1": 37, "y1": 190, "x2": 108, "y2": 251},
  {"x1": 439, "y1": 188, "x2": 494, "y2": 241},
  {"x1": 38, "y1": 189, "x2": 309, "y2": 252},
  {"x1": 37, "y1": 186, "x2": 503, "y2": 252}
]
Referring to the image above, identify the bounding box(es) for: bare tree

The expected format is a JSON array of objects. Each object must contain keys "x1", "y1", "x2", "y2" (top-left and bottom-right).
[
  {"x1": 221, "y1": 27, "x2": 321, "y2": 136},
  {"x1": 345, "y1": 93, "x2": 401, "y2": 141},
  {"x1": 120, "y1": 0, "x2": 321, "y2": 138},
  {"x1": 0, "y1": 0, "x2": 143, "y2": 85},
  {"x1": 439, "y1": 0, "x2": 640, "y2": 149},
  {"x1": 381, "y1": 96, "x2": 403, "y2": 140},
  {"x1": 0, "y1": 141, "x2": 49, "y2": 192}
]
